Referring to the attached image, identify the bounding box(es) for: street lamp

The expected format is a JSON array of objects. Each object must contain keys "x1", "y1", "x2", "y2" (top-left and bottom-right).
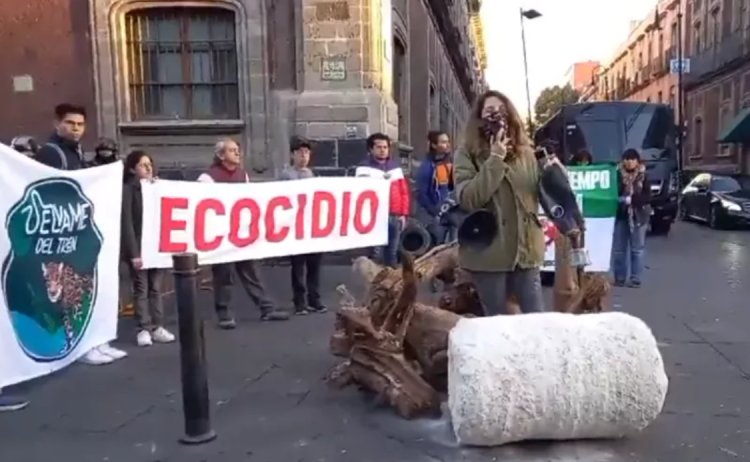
[
  {"x1": 676, "y1": 2, "x2": 685, "y2": 173},
  {"x1": 520, "y1": 8, "x2": 541, "y2": 135}
]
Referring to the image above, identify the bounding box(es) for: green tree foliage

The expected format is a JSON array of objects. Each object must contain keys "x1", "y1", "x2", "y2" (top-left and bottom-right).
[{"x1": 533, "y1": 84, "x2": 580, "y2": 126}]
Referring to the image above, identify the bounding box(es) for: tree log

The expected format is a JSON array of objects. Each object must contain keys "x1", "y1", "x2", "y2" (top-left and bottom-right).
[{"x1": 327, "y1": 253, "x2": 441, "y2": 418}]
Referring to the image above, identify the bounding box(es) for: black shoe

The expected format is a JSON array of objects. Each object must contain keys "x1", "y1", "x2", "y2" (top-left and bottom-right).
[
  {"x1": 628, "y1": 280, "x2": 641, "y2": 288},
  {"x1": 294, "y1": 305, "x2": 309, "y2": 316},
  {"x1": 307, "y1": 304, "x2": 328, "y2": 314},
  {"x1": 261, "y1": 309, "x2": 291, "y2": 322},
  {"x1": 216, "y1": 308, "x2": 237, "y2": 329},
  {"x1": 0, "y1": 394, "x2": 29, "y2": 412},
  {"x1": 614, "y1": 280, "x2": 626, "y2": 287}
]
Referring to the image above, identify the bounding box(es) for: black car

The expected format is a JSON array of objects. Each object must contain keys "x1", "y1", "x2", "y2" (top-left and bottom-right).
[{"x1": 679, "y1": 173, "x2": 750, "y2": 228}]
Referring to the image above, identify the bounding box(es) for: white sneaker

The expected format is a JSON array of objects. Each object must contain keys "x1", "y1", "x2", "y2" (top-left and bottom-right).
[
  {"x1": 151, "y1": 327, "x2": 176, "y2": 344},
  {"x1": 136, "y1": 330, "x2": 153, "y2": 347},
  {"x1": 97, "y1": 343, "x2": 128, "y2": 360},
  {"x1": 78, "y1": 348, "x2": 114, "y2": 366}
]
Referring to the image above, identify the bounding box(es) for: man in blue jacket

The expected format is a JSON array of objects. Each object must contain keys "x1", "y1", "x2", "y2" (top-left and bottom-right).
[{"x1": 415, "y1": 130, "x2": 455, "y2": 244}]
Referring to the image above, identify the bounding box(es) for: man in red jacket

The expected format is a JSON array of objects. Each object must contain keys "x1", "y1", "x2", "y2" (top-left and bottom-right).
[{"x1": 355, "y1": 133, "x2": 410, "y2": 267}]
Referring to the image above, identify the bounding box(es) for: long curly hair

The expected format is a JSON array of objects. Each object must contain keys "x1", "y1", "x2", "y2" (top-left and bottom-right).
[{"x1": 462, "y1": 90, "x2": 532, "y2": 158}]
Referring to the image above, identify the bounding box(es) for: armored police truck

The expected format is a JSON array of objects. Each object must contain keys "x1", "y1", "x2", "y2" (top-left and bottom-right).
[{"x1": 535, "y1": 101, "x2": 680, "y2": 236}]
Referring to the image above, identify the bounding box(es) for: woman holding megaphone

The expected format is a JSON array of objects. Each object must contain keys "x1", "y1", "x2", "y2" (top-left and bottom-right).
[{"x1": 453, "y1": 90, "x2": 546, "y2": 316}]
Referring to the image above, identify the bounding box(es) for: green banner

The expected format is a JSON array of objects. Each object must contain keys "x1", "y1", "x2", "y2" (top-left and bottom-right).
[{"x1": 566, "y1": 164, "x2": 618, "y2": 218}]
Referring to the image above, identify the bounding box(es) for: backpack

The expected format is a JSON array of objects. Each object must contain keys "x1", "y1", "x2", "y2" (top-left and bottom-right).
[{"x1": 45, "y1": 142, "x2": 69, "y2": 170}]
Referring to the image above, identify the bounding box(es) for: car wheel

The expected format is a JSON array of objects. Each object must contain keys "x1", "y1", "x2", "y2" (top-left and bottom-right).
[{"x1": 708, "y1": 205, "x2": 722, "y2": 229}]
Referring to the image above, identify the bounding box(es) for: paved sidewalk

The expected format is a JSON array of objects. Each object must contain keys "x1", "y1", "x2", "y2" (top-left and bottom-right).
[{"x1": 1, "y1": 224, "x2": 749, "y2": 462}]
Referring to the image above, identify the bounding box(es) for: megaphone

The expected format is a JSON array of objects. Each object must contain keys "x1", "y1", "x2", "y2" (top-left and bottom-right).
[
  {"x1": 400, "y1": 222, "x2": 432, "y2": 257},
  {"x1": 457, "y1": 209, "x2": 498, "y2": 250},
  {"x1": 536, "y1": 146, "x2": 590, "y2": 267}
]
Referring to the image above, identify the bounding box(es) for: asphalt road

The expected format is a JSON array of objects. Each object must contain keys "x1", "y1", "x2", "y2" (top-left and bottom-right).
[{"x1": 1, "y1": 221, "x2": 749, "y2": 462}]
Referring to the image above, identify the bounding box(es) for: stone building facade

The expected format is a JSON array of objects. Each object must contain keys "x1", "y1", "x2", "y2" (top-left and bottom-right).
[
  {"x1": 681, "y1": 0, "x2": 750, "y2": 176},
  {"x1": 593, "y1": 0, "x2": 682, "y2": 112},
  {"x1": 0, "y1": 0, "x2": 486, "y2": 177}
]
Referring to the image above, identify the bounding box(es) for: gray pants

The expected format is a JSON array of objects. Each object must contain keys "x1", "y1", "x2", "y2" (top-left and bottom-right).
[
  {"x1": 212, "y1": 260, "x2": 274, "y2": 313},
  {"x1": 468, "y1": 268, "x2": 544, "y2": 316},
  {"x1": 129, "y1": 268, "x2": 165, "y2": 330}
]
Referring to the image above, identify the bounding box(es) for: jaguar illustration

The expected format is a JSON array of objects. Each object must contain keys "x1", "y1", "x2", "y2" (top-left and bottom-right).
[{"x1": 41, "y1": 261, "x2": 93, "y2": 350}]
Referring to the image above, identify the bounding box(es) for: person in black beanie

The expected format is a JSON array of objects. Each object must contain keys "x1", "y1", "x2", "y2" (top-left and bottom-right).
[
  {"x1": 92, "y1": 137, "x2": 119, "y2": 166},
  {"x1": 279, "y1": 136, "x2": 327, "y2": 315}
]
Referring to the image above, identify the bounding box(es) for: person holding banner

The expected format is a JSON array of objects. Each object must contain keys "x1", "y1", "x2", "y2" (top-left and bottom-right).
[
  {"x1": 121, "y1": 150, "x2": 176, "y2": 346},
  {"x1": 279, "y1": 136, "x2": 327, "y2": 316},
  {"x1": 34, "y1": 103, "x2": 128, "y2": 366},
  {"x1": 612, "y1": 149, "x2": 652, "y2": 288},
  {"x1": 453, "y1": 90, "x2": 546, "y2": 315},
  {"x1": 197, "y1": 138, "x2": 290, "y2": 327},
  {"x1": 355, "y1": 133, "x2": 411, "y2": 268},
  {"x1": 34, "y1": 103, "x2": 88, "y2": 170}
]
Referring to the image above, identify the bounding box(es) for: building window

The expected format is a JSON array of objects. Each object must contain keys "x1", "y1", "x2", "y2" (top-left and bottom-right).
[
  {"x1": 709, "y1": 9, "x2": 720, "y2": 46},
  {"x1": 693, "y1": 117, "x2": 703, "y2": 157},
  {"x1": 124, "y1": 7, "x2": 239, "y2": 121},
  {"x1": 658, "y1": 91, "x2": 663, "y2": 103},
  {"x1": 693, "y1": 22, "x2": 702, "y2": 54},
  {"x1": 440, "y1": 90, "x2": 451, "y2": 133},
  {"x1": 428, "y1": 83, "x2": 438, "y2": 130},
  {"x1": 393, "y1": 38, "x2": 408, "y2": 143}
]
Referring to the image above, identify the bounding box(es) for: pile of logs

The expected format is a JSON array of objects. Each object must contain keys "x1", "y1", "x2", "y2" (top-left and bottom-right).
[{"x1": 326, "y1": 239, "x2": 611, "y2": 419}]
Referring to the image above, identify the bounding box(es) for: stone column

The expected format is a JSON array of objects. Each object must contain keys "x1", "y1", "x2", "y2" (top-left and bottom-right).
[{"x1": 294, "y1": 0, "x2": 399, "y2": 167}]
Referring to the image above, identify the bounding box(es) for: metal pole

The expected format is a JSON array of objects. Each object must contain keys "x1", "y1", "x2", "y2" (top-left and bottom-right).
[
  {"x1": 520, "y1": 8, "x2": 534, "y2": 135},
  {"x1": 677, "y1": 4, "x2": 685, "y2": 174},
  {"x1": 173, "y1": 253, "x2": 217, "y2": 445}
]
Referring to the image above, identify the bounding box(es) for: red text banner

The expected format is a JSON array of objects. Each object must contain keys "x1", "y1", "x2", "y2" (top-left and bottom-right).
[{"x1": 139, "y1": 177, "x2": 390, "y2": 268}]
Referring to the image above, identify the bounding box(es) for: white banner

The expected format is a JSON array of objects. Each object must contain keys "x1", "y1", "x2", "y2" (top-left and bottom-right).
[
  {"x1": 0, "y1": 144, "x2": 122, "y2": 387},
  {"x1": 140, "y1": 177, "x2": 391, "y2": 268}
]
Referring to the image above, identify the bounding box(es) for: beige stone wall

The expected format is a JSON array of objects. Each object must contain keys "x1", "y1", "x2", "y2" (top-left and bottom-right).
[
  {"x1": 89, "y1": 0, "x2": 272, "y2": 173},
  {"x1": 292, "y1": 0, "x2": 398, "y2": 146}
]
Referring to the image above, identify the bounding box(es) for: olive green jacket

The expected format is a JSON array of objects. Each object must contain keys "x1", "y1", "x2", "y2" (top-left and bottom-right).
[{"x1": 454, "y1": 145, "x2": 545, "y2": 272}]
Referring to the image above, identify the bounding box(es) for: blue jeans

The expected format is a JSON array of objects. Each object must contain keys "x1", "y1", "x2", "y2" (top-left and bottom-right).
[
  {"x1": 612, "y1": 219, "x2": 648, "y2": 284},
  {"x1": 380, "y1": 216, "x2": 403, "y2": 267}
]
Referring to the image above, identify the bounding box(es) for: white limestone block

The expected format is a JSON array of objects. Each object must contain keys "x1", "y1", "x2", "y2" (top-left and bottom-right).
[{"x1": 448, "y1": 312, "x2": 668, "y2": 446}]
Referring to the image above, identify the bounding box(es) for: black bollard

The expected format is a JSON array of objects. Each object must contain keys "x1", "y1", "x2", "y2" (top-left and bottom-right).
[{"x1": 172, "y1": 253, "x2": 217, "y2": 445}]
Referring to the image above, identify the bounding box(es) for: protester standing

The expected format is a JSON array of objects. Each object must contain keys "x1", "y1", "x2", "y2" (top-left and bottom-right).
[
  {"x1": 121, "y1": 150, "x2": 176, "y2": 346},
  {"x1": 279, "y1": 136, "x2": 327, "y2": 316},
  {"x1": 356, "y1": 133, "x2": 410, "y2": 267},
  {"x1": 570, "y1": 149, "x2": 593, "y2": 166},
  {"x1": 198, "y1": 138, "x2": 290, "y2": 328},
  {"x1": 35, "y1": 103, "x2": 127, "y2": 365},
  {"x1": 34, "y1": 103, "x2": 88, "y2": 170},
  {"x1": 415, "y1": 131, "x2": 456, "y2": 245},
  {"x1": 453, "y1": 90, "x2": 546, "y2": 315},
  {"x1": 91, "y1": 138, "x2": 119, "y2": 166},
  {"x1": 612, "y1": 148, "x2": 652, "y2": 288},
  {"x1": 10, "y1": 136, "x2": 39, "y2": 157}
]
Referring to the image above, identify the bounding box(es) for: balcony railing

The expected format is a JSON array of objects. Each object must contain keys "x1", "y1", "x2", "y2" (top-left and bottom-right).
[
  {"x1": 652, "y1": 56, "x2": 666, "y2": 76},
  {"x1": 642, "y1": 63, "x2": 652, "y2": 82},
  {"x1": 684, "y1": 33, "x2": 746, "y2": 84}
]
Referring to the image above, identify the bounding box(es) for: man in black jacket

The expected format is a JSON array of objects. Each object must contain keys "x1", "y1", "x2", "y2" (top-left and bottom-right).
[
  {"x1": 35, "y1": 103, "x2": 88, "y2": 170},
  {"x1": 35, "y1": 103, "x2": 128, "y2": 365}
]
